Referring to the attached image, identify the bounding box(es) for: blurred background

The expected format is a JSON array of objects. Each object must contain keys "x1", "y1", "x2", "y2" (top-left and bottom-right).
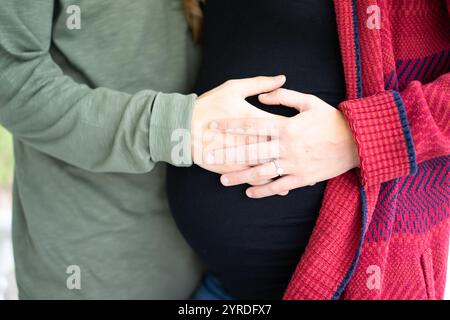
[
  {"x1": 0, "y1": 124, "x2": 448, "y2": 300},
  {"x1": 0, "y1": 125, "x2": 17, "y2": 299}
]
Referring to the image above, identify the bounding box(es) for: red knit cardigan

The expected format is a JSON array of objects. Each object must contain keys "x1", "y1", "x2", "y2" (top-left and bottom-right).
[{"x1": 283, "y1": 0, "x2": 450, "y2": 300}]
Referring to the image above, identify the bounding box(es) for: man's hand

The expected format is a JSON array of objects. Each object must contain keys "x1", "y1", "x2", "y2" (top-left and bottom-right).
[
  {"x1": 207, "y1": 88, "x2": 360, "y2": 198},
  {"x1": 191, "y1": 75, "x2": 286, "y2": 175}
]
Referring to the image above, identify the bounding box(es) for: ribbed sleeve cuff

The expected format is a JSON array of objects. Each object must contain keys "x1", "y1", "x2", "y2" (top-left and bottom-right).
[
  {"x1": 149, "y1": 92, "x2": 197, "y2": 166},
  {"x1": 339, "y1": 90, "x2": 417, "y2": 186}
]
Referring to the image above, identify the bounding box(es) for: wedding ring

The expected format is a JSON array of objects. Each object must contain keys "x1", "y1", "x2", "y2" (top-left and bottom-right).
[{"x1": 272, "y1": 159, "x2": 284, "y2": 177}]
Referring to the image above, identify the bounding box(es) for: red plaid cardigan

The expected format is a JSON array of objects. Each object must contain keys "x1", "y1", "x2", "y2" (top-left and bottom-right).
[{"x1": 283, "y1": 0, "x2": 450, "y2": 300}]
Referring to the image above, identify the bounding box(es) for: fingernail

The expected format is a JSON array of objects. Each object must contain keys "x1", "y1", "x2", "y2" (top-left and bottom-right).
[
  {"x1": 221, "y1": 176, "x2": 229, "y2": 186},
  {"x1": 209, "y1": 121, "x2": 218, "y2": 130},
  {"x1": 246, "y1": 189, "x2": 254, "y2": 198},
  {"x1": 277, "y1": 75, "x2": 286, "y2": 81},
  {"x1": 205, "y1": 152, "x2": 215, "y2": 164}
]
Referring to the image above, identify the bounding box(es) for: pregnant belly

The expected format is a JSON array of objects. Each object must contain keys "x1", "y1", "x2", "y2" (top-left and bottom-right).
[{"x1": 166, "y1": 164, "x2": 326, "y2": 299}]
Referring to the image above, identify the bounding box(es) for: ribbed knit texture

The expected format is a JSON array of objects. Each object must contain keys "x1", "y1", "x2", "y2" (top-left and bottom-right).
[{"x1": 283, "y1": 0, "x2": 449, "y2": 300}]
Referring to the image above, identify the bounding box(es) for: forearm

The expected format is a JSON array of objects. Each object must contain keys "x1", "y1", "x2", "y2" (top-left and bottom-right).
[
  {"x1": 0, "y1": 53, "x2": 196, "y2": 172},
  {"x1": 0, "y1": 0, "x2": 196, "y2": 173}
]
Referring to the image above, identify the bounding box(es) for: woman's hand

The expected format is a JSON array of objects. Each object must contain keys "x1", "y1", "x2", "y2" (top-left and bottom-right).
[{"x1": 208, "y1": 88, "x2": 360, "y2": 198}]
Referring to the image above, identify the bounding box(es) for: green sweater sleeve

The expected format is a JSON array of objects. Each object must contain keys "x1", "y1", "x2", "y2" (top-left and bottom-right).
[{"x1": 0, "y1": 0, "x2": 195, "y2": 173}]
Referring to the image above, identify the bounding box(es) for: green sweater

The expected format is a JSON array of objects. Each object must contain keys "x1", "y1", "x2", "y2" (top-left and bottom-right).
[{"x1": 0, "y1": 0, "x2": 202, "y2": 299}]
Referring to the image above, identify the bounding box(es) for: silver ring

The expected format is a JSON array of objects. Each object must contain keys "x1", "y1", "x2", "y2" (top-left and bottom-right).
[{"x1": 272, "y1": 159, "x2": 284, "y2": 177}]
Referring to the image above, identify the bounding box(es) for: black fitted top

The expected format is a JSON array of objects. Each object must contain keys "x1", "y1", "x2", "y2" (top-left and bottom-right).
[{"x1": 167, "y1": 0, "x2": 346, "y2": 299}]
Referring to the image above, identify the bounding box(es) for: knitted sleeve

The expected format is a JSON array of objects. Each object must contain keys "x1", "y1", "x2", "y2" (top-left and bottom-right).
[{"x1": 339, "y1": 73, "x2": 450, "y2": 187}]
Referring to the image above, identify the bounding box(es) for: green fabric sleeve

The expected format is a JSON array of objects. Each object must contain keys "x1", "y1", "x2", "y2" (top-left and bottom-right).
[{"x1": 0, "y1": 0, "x2": 194, "y2": 173}]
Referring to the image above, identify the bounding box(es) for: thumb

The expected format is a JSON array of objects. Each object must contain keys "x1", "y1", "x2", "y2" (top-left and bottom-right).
[
  {"x1": 259, "y1": 88, "x2": 313, "y2": 112},
  {"x1": 234, "y1": 75, "x2": 286, "y2": 97}
]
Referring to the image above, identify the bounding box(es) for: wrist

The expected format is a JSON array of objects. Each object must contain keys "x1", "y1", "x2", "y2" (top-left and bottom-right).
[
  {"x1": 340, "y1": 111, "x2": 360, "y2": 169},
  {"x1": 351, "y1": 138, "x2": 360, "y2": 168},
  {"x1": 149, "y1": 92, "x2": 197, "y2": 166},
  {"x1": 191, "y1": 96, "x2": 205, "y2": 165}
]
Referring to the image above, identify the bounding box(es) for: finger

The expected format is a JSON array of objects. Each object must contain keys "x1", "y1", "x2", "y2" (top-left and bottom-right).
[
  {"x1": 210, "y1": 117, "x2": 283, "y2": 137},
  {"x1": 259, "y1": 88, "x2": 314, "y2": 112},
  {"x1": 207, "y1": 140, "x2": 282, "y2": 166},
  {"x1": 246, "y1": 176, "x2": 298, "y2": 199},
  {"x1": 230, "y1": 75, "x2": 286, "y2": 97},
  {"x1": 220, "y1": 160, "x2": 288, "y2": 186},
  {"x1": 203, "y1": 133, "x2": 271, "y2": 165},
  {"x1": 249, "y1": 179, "x2": 272, "y2": 186},
  {"x1": 204, "y1": 130, "x2": 270, "y2": 147},
  {"x1": 249, "y1": 179, "x2": 288, "y2": 196}
]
